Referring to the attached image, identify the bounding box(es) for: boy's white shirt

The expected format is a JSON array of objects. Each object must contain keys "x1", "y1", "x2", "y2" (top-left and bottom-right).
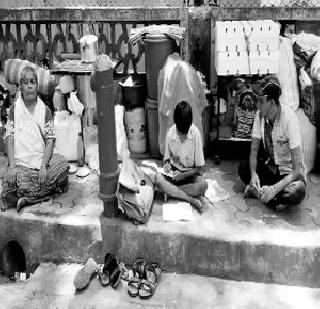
[{"x1": 163, "y1": 124, "x2": 205, "y2": 169}]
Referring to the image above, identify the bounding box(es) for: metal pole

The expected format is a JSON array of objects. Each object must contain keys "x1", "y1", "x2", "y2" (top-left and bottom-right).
[{"x1": 91, "y1": 55, "x2": 119, "y2": 217}]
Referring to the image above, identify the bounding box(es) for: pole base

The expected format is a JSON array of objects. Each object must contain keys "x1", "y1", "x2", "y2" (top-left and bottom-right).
[{"x1": 103, "y1": 199, "x2": 119, "y2": 217}]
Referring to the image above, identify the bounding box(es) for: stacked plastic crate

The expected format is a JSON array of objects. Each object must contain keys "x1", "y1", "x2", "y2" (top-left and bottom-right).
[{"x1": 215, "y1": 20, "x2": 280, "y2": 76}]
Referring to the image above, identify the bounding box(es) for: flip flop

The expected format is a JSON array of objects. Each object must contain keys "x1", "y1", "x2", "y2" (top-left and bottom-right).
[
  {"x1": 128, "y1": 277, "x2": 141, "y2": 297},
  {"x1": 97, "y1": 264, "x2": 109, "y2": 287},
  {"x1": 103, "y1": 253, "x2": 121, "y2": 289},
  {"x1": 73, "y1": 258, "x2": 98, "y2": 290},
  {"x1": 138, "y1": 263, "x2": 161, "y2": 299},
  {"x1": 110, "y1": 267, "x2": 122, "y2": 289}
]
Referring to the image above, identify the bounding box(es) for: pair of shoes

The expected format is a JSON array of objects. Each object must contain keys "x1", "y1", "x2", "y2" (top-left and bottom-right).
[
  {"x1": 73, "y1": 258, "x2": 98, "y2": 290},
  {"x1": 128, "y1": 262, "x2": 161, "y2": 299},
  {"x1": 97, "y1": 253, "x2": 122, "y2": 289}
]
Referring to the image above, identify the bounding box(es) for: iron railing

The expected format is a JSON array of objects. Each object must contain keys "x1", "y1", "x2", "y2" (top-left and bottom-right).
[{"x1": 0, "y1": 21, "x2": 181, "y2": 73}]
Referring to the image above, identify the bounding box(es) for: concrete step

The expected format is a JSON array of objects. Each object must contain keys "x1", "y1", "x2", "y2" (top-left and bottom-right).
[
  {"x1": 2, "y1": 263, "x2": 320, "y2": 309},
  {"x1": 1, "y1": 161, "x2": 320, "y2": 289}
]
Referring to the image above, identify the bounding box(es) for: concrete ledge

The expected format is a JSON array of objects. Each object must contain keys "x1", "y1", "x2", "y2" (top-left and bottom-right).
[
  {"x1": 1, "y1": 161, "x2": 320, "y2": 288},
  {"x1": 1, "y1": 206, "x2": 320, "y2": 288},
  {"x1": 0, "y1": 212, "x2": 103, "y2": 273},
  {"x1": 101, "y1": 215, "x2": 320, "y2": 288}
]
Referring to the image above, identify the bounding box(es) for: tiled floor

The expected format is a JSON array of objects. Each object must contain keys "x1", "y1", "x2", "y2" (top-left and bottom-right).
[{"x1": 1, "y1": 154, "x2": 320, "y2": 240}]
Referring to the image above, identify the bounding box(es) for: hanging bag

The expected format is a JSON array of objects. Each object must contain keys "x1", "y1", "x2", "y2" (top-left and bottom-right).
[{"x1": 116, "y1": 158, "x2": 154, "y2": 224}]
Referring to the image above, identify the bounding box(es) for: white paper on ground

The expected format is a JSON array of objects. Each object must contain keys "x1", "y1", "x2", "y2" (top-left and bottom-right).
[
  {"x1": 163, "y1": 201, "x2": 194, "y2": 222},
  {"x1": 205, "y1": 179, "x2": 229, "y2": 203}
]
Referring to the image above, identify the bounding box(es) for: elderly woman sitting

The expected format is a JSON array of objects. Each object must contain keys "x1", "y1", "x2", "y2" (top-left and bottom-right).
[{"x1": 1, "y1": 66, "x2": 69, "y2": 212}]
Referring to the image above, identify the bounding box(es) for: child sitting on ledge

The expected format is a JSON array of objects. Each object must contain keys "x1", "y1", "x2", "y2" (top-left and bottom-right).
[{"x1": 153, "y1": 101, "x2": 208, "y2": 213}]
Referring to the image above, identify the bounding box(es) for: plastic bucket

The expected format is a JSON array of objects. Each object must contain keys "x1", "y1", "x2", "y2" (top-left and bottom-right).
[
  {"x1": 124, "y1": 107, "x2": 147, "y2": 154},
  {"x1": 145, "y1": 97, "x2": 160, "y2": 158},
  {"x1": 121, "y1": 80, "x2": 146, "y2": 108},
  {"x1": 144, "y1": 34, "x2": 178, "y2": 100}
]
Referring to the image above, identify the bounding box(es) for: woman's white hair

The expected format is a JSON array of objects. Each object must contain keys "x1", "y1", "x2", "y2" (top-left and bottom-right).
[{"x1": 19, "y1": 66, "x2": 38, "y2": 85}]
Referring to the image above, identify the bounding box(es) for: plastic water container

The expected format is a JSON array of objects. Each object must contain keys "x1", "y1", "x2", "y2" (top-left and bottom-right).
[
  {"x1": 124, "y1": 107, "x2": 147, "y2": 154},
  {"x1": 144, "y1": 34, "x2": 177, "y2": 100},
  {"x1": 79, "y1": 35, "x2": 99, "y2": 63},
  {"x1": 145, "y1": 98, "x2": 160, "y2": 158},
  {"x1": 54, "y1": 110, "x2": 81, "y2": 161},
  {"x1": 4, "y1": 59, "x2": 36, "y2": 85}
]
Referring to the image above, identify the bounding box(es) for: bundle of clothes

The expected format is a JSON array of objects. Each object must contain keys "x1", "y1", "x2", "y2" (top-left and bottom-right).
[{"x1": 292, "y1": 32, "x2": 320, "y2": 127}]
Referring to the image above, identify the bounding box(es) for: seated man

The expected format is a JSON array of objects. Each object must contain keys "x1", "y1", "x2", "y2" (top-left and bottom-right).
[
  {"x1": 1, "y1": 66, "x2": 69, "y2": 212},
  {"x1": 235, "y1": 77, "x2": 306, "y2": 210},
  {"x1": 154, "y1": 101, "x2": 208, "y2": 212}
]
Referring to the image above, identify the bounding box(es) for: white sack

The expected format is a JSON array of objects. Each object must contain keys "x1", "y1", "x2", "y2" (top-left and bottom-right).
[{"x1": 276, "y1": 37, "x2": 299, "y2": 111}]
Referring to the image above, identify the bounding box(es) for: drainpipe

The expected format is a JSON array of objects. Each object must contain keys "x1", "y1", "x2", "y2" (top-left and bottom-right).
[{"x1": 91, "y1": 54, "x2": 119, "y2": 217}]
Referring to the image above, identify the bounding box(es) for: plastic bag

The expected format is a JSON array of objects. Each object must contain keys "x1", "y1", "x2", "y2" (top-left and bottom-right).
[
  {"x1": 115, "y1": 105, "x2": 130, "y2": 161},
  {"x1": 276, "y1": 37, "x2": 300, "y2": 111},
  {"x1": 116, "y1": 157, "x2": 154, "y2": 224},
  {"x1": 311, "y1": 50, "x2": 320, "y2": 81},
  {"x1": 67, "y1": 91, "x2": 84, "y2": 116},
  {"x1": 299, "y1": 68, "x2": 313, "y2": 91},
  {"x1": 54, "y1": 111, "x2": 81, "y2": 161}
]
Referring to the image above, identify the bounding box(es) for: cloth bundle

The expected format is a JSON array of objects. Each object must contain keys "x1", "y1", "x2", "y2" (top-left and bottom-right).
[
  {"x1": 116, "y1": 157, "x2": 154, "y2": 225},
  {"x1": 129, "y1": 25, "x2": 186, "y2": 46}
]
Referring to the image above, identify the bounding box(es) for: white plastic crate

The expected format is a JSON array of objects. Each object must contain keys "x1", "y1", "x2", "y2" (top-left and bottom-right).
[
  {"x1": 246, "y1": 20, "x2": 280, "y2": 39},
  {"x1": 248, "y1": 37, "x2": 280, "y2": 52},
  {"x1": 249, "y1": 50, "x2": 280, "y2": 75},
  {"x1": 243, "y1": 20, "x2": 280, "y2": 51},
  {"x1": 215, "y1": 20, "x2": 280, "y2": 54},
  {"x1": 215, "y1": 51, "x2": 250, "y2": 76},
  {"x1": 215, "y1": 21, "x2": 247, "y2": 52}
]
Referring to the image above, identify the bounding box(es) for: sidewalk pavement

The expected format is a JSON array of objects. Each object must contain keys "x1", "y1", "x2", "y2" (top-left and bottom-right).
[{"x1": 2, "y1": 262, "x2": 320, "y2": 309}]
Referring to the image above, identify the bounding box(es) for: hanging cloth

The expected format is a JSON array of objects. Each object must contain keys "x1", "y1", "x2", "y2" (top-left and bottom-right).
[{"x1": 157, "y1": 53, "x2": 207, "y2": 155}]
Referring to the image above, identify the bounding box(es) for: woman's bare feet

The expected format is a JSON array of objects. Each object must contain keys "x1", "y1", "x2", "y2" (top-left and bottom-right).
[
  {"x1": 1, "y1": 201, "x2": 8, "y2": 212},
  {"x1": 16, "y1": 197, "x2": 28, "y2": 213}
]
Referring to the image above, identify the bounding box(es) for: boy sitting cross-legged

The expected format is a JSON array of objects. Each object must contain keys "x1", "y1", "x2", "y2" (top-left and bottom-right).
[{"x1": 154, "y1": 101, "x2": 208, "y2": 213}]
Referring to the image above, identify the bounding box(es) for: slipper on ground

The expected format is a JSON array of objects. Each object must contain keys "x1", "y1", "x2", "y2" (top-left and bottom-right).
[{"x1": 73, "y1": 258, "x2": 98, "y2": 290}]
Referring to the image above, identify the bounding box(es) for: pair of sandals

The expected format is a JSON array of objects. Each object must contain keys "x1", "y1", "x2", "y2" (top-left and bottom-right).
[
  {"x1": 127, "y1": 258, "x2": 161, "y2": 299},
  {"x1": 97, "y1": 253, "x2": 122, "y2": 289}
]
